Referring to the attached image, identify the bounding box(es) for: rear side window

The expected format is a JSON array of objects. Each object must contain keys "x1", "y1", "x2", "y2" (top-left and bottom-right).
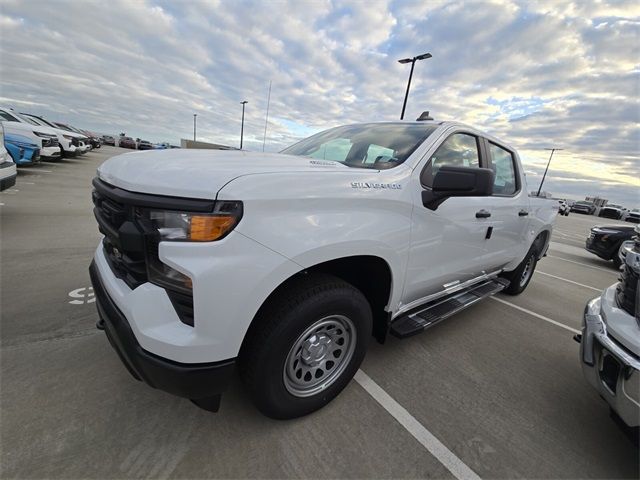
[
  {"x1": 488, "y1": 143, "x2": 517, "y2": 195},
  {"x1": 421, "y1": 133, "x2": 480, "y2": 186}
]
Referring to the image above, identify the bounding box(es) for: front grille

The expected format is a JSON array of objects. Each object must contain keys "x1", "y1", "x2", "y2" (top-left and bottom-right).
[
  {"x1": 42, "y1": 136, "x2": 58, "y2": 147},
  {"x1": 616, "y1": 264, "x2": 638, "y2": 317},
  {"x1": 92, "y1": 185, "x2": 148, "y2": 289},
  {"x1": 589, "y1": 231, "x2": 596, "y2": 241}
]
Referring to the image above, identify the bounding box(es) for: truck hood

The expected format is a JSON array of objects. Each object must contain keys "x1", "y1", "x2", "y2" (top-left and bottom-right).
[{"x1": 97, "y1": 149, "x2": 352, "y2": 199}]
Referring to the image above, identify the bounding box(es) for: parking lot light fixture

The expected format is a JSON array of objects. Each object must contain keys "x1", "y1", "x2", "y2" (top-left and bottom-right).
[
  {"x1": 240, "y1": 101, "x2": 248, "y2": 149},
  {"x1": 398, "y1": 52, "x2": 432, "y2": 120},
  {"x1": 193, "y1": 114, "x2": 197, "y2": 142}
]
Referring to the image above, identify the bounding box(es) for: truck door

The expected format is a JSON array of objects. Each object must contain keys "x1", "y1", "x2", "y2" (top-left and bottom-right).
[
  {"x1": 480, "y1": 139, "x2": 530, "y2": 271},
  {"x1": 402, "y1": 131, "x2": 494, "y2": 308}
]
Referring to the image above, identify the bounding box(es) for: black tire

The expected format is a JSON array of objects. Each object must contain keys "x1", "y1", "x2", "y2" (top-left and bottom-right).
[
  {"x1": 501, "y1": 247, "x2": 538, "y2": 295},
  {"x1": 612, "y1": 252, "x2": 623, "y2": 269},
  {"x1": 238, "y1": 273, "x2": 372, "y2": 419}
]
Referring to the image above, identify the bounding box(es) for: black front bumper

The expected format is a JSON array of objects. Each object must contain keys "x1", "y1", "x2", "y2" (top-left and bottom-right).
[
  {"x1": 585, "y1": 238, "x2": 617, "y2": 260},
  {"x1": 89, "y1": 260, "x2": 235, "y2": 401},
  {"x1": 0, "y1": 168, "x2": 16, "y2": 191}
]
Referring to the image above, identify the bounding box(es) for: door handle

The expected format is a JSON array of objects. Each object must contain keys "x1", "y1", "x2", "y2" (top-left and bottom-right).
[
  {"x1": 476, "y1": 209, "x2": 491, "y2": 218},
  {"x1": 518, "y1": 210, "x2": 529, "y2": 217}
]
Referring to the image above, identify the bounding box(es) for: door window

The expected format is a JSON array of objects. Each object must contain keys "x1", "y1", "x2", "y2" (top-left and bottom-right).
[
  {"x1": 421, "y1": 133, "x2": 480, "y2": 186},
  {"x1": 488, "y1": 143, "x2": 517, "y2": 195}
]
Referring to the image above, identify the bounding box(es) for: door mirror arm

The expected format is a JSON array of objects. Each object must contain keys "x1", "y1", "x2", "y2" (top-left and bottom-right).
[{"x1": 422, "y1": 166, "x2": 494, "y2": 211}]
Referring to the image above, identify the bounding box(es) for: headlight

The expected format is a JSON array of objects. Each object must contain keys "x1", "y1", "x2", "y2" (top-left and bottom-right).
[
  {"x1": 140, "y1": 201, "x2": 243, "y2": 242},
  {"x1": 33, "y1": 131, "x2": 53, "y2": 138},
  {"x1": 138, "y1": 201, "x2": 242, "y2": 296},
  {"x1": 63, "y1": 135, "x2": 74, "y2": 140}
]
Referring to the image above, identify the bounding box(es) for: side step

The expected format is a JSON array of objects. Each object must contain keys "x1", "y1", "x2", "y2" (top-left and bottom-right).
[{"x1": 390, "y1": 278, "x2": 509, "y2": 339}]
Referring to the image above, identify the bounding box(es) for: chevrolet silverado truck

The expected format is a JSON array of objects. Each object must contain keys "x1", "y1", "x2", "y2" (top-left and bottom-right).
[
  {"x1": 89, "y1": 118, "x2": 556, "y2": 419},
  {"x1": 580, "y1": 225, "x2": 639, "y2": 429}
]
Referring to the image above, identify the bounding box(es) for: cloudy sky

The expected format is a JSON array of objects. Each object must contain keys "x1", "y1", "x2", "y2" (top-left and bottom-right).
[{"x1": 1, "y1": 0, "x2": 638, "y2": 205}]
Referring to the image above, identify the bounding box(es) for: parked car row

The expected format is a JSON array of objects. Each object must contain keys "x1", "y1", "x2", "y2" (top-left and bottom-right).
[
  {"x1": 0, "y1": 107, "x2": 102, "y2": 169},
  {"x1": 569, "y1": 199, "x2": 638, "y2": 223},
  {"x1": 101, "y1": 133, "x2": 177, "y2": 150}
]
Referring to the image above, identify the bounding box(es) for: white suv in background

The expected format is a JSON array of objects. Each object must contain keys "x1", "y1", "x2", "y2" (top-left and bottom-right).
[
  {"x1": 20, "y1": 112, "x2": 85, "y2": 157},
  {"x1": 0, "y1": 124, "x2": 17, "y2": 191},
  {"x1": 0, "y1": 107, "x2": 61, "y2": 161}
]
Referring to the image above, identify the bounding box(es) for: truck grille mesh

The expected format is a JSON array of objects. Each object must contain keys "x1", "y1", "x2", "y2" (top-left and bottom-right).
[
  {"x1": 92, "y1": 185, "x2": 147, "y2": 289},
  {"x1": 616, "y1": 264, "x2": 638, "y2": 318}
]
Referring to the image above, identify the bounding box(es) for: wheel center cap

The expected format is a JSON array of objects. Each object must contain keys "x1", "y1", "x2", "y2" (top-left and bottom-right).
[{"x1": 301, "y1": 334, "x2": 331, "y2": 366}]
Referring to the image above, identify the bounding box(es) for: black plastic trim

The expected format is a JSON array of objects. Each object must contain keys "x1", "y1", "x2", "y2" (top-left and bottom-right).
[
  {"x1": 89, "y1": 260, "x2": 235, "y2": 400},
  {"x1": 0, "y1": 173, "x2": 16, "y2": 191},
  {"x1": 93, "y1": 177, "x2": 216, "y2": 212}
]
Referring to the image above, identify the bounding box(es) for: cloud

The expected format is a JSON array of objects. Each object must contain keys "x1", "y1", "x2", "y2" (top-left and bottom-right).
[{"x1": 0, "y1": 0, "x2": 637, "y2": 205}]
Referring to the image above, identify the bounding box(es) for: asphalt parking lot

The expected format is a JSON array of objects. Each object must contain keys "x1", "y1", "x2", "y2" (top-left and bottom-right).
[{"x1": 1, "y1": 147, "x2": 638, "y2": 479}]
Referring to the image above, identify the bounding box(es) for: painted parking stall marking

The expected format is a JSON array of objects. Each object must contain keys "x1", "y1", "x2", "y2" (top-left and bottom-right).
[
  {"x1": 546, "y1": 255, "x2": 617, "y2": 275},
  {"x1": 491, "y1": 297, "x2": 580, "y2": 335},
  {"x1": 355, "y1": 369, "x2": 482, "y2": 480},
  {"x1": 68, "y1": 287, "x2": 95, "y2": 304},
  {"x1": 535, "y1": 271, "x2": 601, "y2": 292}
]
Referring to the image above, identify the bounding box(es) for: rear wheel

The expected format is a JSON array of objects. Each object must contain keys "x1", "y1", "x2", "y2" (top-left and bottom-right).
[
  {"x1": 239, "y1": 274, "x2": 372, "y2": 419},
  {"x1": 501, "y1": 247, "x2": 538, "y2": 295}
]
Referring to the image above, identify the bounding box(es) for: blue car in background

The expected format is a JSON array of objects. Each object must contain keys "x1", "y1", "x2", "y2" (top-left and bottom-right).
[{"x1": 5, "y1": 132, "x2": 40, "y2": 166}]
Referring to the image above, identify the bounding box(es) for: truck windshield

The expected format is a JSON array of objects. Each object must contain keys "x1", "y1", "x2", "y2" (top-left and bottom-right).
[{"x1": 281, "y1": 123, "x2": 438, "y2": 169}]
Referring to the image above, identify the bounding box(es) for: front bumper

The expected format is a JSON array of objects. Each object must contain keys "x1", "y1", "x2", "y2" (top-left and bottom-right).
[
  {"x1": 40, "y1": 145, "x2": 62, "y2": 160},
  {"x1": 62, "y1": 144, "x2": 79, "y2": 157},
  {"x1": 0, "y1": 161, "x2": 17, "y2": 191},
  {"x1": 89, "y1": 259, "x2": 236, "y2": 400},
  {"x1": 585, "y1": 237, "x2": 617, "y2": 260},
  {"x1": 581, "y1": 293, "x2": 640, "y2": 427}
]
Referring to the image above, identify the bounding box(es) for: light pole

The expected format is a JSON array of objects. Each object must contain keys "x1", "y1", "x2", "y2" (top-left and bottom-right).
[
  {"x1": 193, "y1": 114, "x2": 197, "y2": 141},
  {"x1": 240, "y1": 100, "x2": 248, "y2": 149},
  {"x1": 398, "y1": 52, "x2": 432, "y2": 120},
  {"x1": 536, "y1": 148, "x2": 563, "y2": 197}
]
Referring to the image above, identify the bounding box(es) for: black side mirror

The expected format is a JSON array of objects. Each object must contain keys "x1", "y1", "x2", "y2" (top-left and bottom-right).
[{"x1": 422, "y1": 166, "x2": 494, "y2": 210}]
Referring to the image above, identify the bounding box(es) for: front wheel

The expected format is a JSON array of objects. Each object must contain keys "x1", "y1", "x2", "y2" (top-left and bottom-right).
[
  {"x1": 501, "y1": 248, "x2": 538, "y2": 295},
  {"x1": 239, "y1": 274, "x2": 372, "y2": 419}
]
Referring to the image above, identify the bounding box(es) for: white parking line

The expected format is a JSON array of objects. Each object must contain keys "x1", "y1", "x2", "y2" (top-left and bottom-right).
[
  {"x1": 546, "y1": 255, "x2": 616, "y2": 275},
  {"x1": 354, "y1": 370, "x2": 481, "y2": 480},
  {"x1": 554, "y1": 230, "x2": 585, "y2": 240},
  {"x1": 535, "y1": 271, "x2": 601, "y2": 292},
  {"x1": 490, "y1": 297, "x2": 580, "y2": 334}
]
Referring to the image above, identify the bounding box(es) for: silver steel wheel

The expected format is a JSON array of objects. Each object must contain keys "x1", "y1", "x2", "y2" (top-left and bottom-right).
[
  {"x1": 519, "y1": 256, "x2": 534, "y2": 287},
  {"x1": 283, "y1": 315, "x2": 357, "y2": 398}
]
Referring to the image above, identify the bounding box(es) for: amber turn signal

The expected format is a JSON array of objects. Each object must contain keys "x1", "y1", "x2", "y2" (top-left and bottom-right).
[{"x1": 190, "y1": 215, "x2": 236, "y2": 241}]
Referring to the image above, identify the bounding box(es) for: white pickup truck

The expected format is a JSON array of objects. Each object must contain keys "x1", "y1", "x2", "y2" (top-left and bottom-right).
[{"x1": 89, "y1": 118, "x2": 556, "y2": 418}]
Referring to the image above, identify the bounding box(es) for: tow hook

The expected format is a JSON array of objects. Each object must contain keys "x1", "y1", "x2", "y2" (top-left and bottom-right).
[
  {"x1": 573, "y1": 333, "x2": 582, "y2": 343},
  {"x1": 96, "y1": 319, "x2": 105, "y2": 331}
]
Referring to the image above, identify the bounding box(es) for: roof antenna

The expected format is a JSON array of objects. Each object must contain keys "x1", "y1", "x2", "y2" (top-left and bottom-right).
[
  {"x1": 416, "y1": 111, "x2": 433, "y2": 121},
  {"x1": 262, "y1": 80, "x2": 272, "y2": 152}
]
